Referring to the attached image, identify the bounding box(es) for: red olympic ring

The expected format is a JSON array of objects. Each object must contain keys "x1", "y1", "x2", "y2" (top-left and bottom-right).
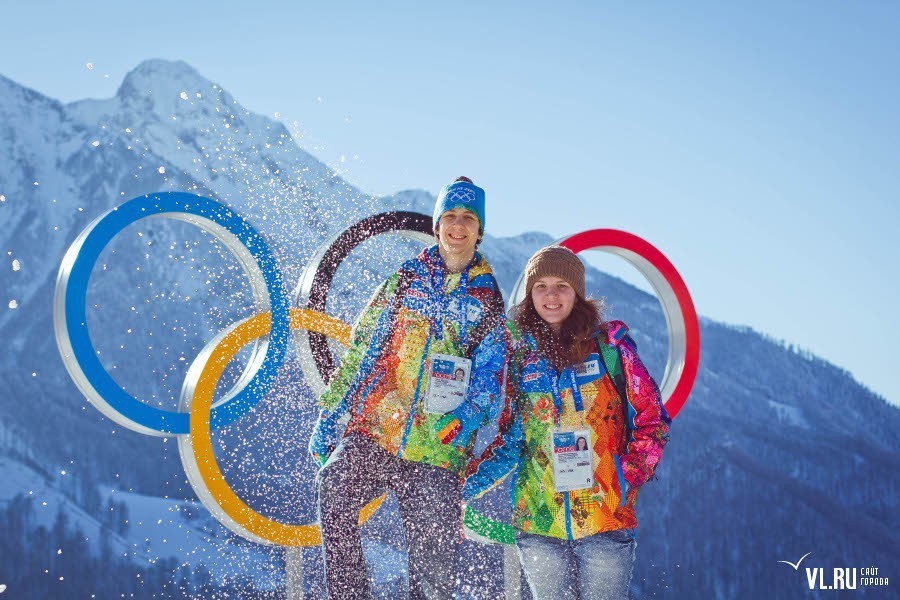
[{"x1": 558, "y1": 229, "x2": 699, "y2": 418}]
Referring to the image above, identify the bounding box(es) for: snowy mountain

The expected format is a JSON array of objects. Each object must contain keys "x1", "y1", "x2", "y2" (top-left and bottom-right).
[{"x1": 1, "y1": 60, "x2": 898, "y2": 599}]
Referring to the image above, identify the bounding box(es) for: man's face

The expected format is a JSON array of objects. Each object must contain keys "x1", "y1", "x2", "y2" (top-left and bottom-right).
[{"x1": 436, "y1": 207, "x2": 480, "y2": 259}]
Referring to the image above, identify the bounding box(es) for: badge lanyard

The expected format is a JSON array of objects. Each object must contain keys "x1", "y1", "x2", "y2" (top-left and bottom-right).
[
  {"x1": 549, "y1": 367, "x2": 594, "y2": 494},
  {"x1": 550, "y1": 368, "x2": 585, "y2": 427},
  {"x1": 430, "y1": 259, "x2": 471, "y2": 351}
]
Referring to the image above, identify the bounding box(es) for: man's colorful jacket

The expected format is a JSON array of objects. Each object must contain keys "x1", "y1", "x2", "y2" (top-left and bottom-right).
[
  {"x1": 308, "y1": 245, "x2": 508, "y2": 473},
  {"x1": 463, "y1": 321, "x2": 670, "y2": 539}
]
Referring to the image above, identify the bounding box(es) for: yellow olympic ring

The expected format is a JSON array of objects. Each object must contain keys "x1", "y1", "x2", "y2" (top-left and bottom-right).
[{"x1": 182, "y1": 307, "x2": 386, "y2": 546}]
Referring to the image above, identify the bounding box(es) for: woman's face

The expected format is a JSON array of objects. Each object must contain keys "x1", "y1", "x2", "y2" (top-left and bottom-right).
[{"x1": 531, "y1": 275, "x2": 576, "y2": 332}]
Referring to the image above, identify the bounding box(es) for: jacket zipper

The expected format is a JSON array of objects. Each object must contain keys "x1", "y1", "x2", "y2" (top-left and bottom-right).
[
  {"x1": 399, "y1": 335, "x2": 432, "y2": 455},
  {"x1": 613, "y1": 454, "x2": 627, "y2": 508}
]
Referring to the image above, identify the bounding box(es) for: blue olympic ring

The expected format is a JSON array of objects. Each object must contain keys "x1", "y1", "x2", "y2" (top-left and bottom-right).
[{"x1": 53, "y1": 192, "x2": 290, "y2": 435}]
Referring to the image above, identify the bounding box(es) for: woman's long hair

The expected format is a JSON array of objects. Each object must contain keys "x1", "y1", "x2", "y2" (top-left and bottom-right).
[{"x1": 514, "y1": 292, "x2": 607, "y2": 371}]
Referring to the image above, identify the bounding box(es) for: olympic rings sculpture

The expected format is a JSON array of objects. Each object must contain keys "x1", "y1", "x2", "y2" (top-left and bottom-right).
[{"x1": 54, "y1": 191, "x2": 699, "y2": 549}]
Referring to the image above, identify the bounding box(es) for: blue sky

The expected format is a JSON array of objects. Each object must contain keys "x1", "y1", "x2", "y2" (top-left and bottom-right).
[{"x1": 2, "y1": 1, "x2": 898, "y2": 404}]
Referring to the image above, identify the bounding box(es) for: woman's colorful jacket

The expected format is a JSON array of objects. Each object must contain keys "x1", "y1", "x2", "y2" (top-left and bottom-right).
[
  {"x1": 308, "y1": 245, "x2": 508, "y2": 474},
  {"x1": 463, "y1": 320, "x2": 670, "y2": 539}
]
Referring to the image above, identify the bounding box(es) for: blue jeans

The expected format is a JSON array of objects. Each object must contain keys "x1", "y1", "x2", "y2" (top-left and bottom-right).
[{"x1": 516, "y1": 529, "x2": 636, "y2": 600}]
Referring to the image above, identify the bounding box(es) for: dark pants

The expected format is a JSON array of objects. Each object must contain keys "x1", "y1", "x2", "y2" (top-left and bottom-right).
[{"x1": 317, "y1": 433, "x2": 463, "y2": 599}]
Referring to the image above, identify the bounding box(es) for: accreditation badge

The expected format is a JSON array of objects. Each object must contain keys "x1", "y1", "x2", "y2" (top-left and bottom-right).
[
  {"x1": 550, "y1": 428, "x2": 594, "y2": 492},
  {"x1": 573, "y1": 357, "x2": 601, "y2": 378},
  {"x1": 424, "y1": 353, "x2": 472, "y2": 414}
]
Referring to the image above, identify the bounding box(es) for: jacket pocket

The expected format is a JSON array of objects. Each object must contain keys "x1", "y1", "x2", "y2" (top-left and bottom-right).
[{"x1": 602, "y1": 527, "x2": 635, "y2": 544}]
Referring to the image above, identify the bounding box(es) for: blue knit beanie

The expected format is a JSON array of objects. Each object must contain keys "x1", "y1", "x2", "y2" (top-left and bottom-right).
[{"x1": 433, "y1": 176, "x2": 486, "y2": 235}]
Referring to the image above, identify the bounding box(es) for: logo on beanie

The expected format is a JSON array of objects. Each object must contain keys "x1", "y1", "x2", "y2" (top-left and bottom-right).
[{"x1": 445, "y1": 188, "x2": 477, "y2": 204}]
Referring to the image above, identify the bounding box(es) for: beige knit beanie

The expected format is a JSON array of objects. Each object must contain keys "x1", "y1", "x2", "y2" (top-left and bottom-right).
[{"x1": 524, "y1": 245, "x2": 586, "y2": 298}]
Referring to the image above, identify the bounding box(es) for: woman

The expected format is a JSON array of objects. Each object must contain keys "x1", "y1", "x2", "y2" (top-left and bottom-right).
[{"x1": 463, "y1": 245, "x2": 670, "y2": 599}]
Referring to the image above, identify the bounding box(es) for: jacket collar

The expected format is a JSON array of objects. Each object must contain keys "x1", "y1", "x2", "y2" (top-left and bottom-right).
[
  {"x1": 418, "y1": 244, "x2": 485, "y2": 280},
  {"x1": 519, "y1": 322, "x2": 620, "y2": 354}
]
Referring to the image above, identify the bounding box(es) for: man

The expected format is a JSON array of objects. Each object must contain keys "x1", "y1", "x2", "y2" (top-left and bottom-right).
[{"x1": 309, "y1": 176, "x2": 508, "y2": 599}]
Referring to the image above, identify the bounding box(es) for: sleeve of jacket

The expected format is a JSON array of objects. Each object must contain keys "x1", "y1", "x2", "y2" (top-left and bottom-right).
[
  {"x1": 308, "y1": 272, "x2": 401, "y2": 463},
  {"x1": 618, "y1": 335, "x2": 671, "y2": 488},
  {"x1": 467, "y1": 321, "x2": 509, "y2": 420},
  {"x1": 465, "y1": 281, "x2": 510, "y2": 421},
  {"x1": 461, "y1": 376, "x2": 525, "y2": 501}
]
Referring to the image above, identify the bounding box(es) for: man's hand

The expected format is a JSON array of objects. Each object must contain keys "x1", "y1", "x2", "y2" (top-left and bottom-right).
[
  {"x1": 312, "y1": 445, "x2": 335, "y2": 467},
  {"x1": 308, "y1": 410, "x2": 342, "y2": 466},
  {"x1": 434, "y1": 403, "x2": 482, "y2": 448}
]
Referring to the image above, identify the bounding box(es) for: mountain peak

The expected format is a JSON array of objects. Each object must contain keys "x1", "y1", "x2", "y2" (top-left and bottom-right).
[
  {"x1": 113, "y1": 59, "x2": 235, "y2": 119},
  {"x1": 117, "y1": 59, "x2": 210, "y2": 97}
]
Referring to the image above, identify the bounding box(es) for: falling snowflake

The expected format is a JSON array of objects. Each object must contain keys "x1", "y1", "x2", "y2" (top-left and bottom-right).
[
  {"x1": 0, "y1": 195, "x2": 5, "y2": 202},
  {"x1": 8, "y1": 300, "x2": 17, "y2": 309},
  {"x1": 179, "y1": 91, "x2": 189, "y2": 100},
  {"x1": 86, "y1": 62, "x2": 94, "y2": 70},
  {"x1": 12, "y1": 259, "x2": 20, "y2": 271},
  {"x1": 158, "y1": 167, "x2": 166, "y2": 174},
  {"x1": 91, "y1": 140, "x2": 100, "y2": 147}
]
